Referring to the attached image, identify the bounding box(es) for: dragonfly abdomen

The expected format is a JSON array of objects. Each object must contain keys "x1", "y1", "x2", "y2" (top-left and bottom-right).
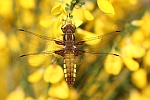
[{"x1": 64, "y1": 53, "x2": 76, "y2": 87}]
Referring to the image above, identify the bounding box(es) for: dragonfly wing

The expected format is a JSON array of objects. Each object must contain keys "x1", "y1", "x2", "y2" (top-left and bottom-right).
[
  {"x1": 17, "y1": 51, "x2": 56, "y2": 67},
  {"x1": 17, "y1": 29, "x2": 62, "y2": 48},
  {"x1": 78, "y1": 31, "x2": 121, "y2": 52},
  {"x1": 81, "y1": 31, "x2": 121, "y2": 42},
  {"x1": 83, "y1": 51, "x2": 122, "y2": 64}
]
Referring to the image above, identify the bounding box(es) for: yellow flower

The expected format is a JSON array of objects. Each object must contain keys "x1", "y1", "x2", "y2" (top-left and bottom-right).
[
  {"x1": 128, "y1": 90, "x2": 148, "y2": 100},
  {"x1": 8, "y1": 33, "x2": 20, "y2": 52},
  {"x1": 39, "y1": 16, "x2": 54, "y2": 28},
  {"x1": 0, "y1": 31, "x2": 10, "y2": 68},
  {"x1": 120, "y1": 39, "x2": 148, "y2": 71},
  {"x1": 67, "y1": 88, "x2": 79, "y2": 100},
  {"x1": 131, "y1": 12, "x2": 150, "y2": 36},
  {"x1": 131, "y1": 29, "x2": 145, "y2": 45},
  {"x1": 51, "y1": 4, "x2": 64, "y2": 15},
  {"x1": 19, "y1": 0, "x2": 35, "y2": 9},
  {"x1": 144, "y1": 49, "x2": 150, "y2": 67},
  {"x1": 24, "y1": 97, "x2": 34, "y2": 100},
  {"x1": 104, "y1": 52, "x2": 123, "y2": 75},
  {"x1": 21, "y1": 10, "x2": 34, "y2": 27},
  {"x1": 82, "y1": 5, "x2": 94, "y2": 20},
  {"x1": 28, "y1": 68, "x2": 44, "y2": 83},
  {"x1": 122, "y1": 41, "x2": 146, "y2": 58},
  {"x1": 131, "y1": 68, "x2": 147, "y2": 89},
  {"x1": 48, "y1": 80, "x2": 69, "y2": 99},
  {"x1": 0, "y1": 31, "x2": 7, "y2": 49},
  {"x1": 142, "y1": 85, "x2": 150, "y2": 99},
  {"x1": 123, "y1": 57, "x2": 139, "y2": 71},
  {"x1": 6, "y1": 87, "x2": 25, "y2": 100},
  {"x1": 51, "y1": 2, "x2": 94, "y2": 20},
  {"x1": 0, "y1": 0, "x2": 13, "y2": 16},
  {"x1": 27, "y1": 53, "x2": 48, "y2": 67},
  {"x1": 97, "y1": 0, "x2": 115, "y2": 15},
  {"x1": 51, "y1": 0, "x2": 94, "y2": 30},
  {"x1": 44, "y1": 64, "x2": 64, "y2": 84}
]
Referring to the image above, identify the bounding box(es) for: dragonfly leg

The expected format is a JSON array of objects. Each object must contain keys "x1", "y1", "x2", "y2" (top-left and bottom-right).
[
  {"x1": 54, "y1": 50, "x2": 65, "y2": 57},
  {"x1": 74, "y1": 49, "x2": 85, "y2": 56}
]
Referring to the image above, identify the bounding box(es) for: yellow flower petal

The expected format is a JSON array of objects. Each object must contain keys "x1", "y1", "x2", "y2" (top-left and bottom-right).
[
  {"x1": 24, "y1": 97, "x2": 34, "y2": 100},
  {"x1": 48, "y1": 81, "x2": 69, "y2": 99},
  {"x1": 144, "y1": 49, "x2": 150, "y2": 67},
  {"x1": 131, "y1": 20, "x2": 144, "y2": 26},
  {"x1": 123, "y1": 57, "x2": 139, "y2": 71},
  {"x1": 0, "y1": 31, "x2": 7, "y2": 49},
  {"x1": 142, "y1": 39, "x2": 150, "y2": 49},
  {"x1": 131, "y1": 45, "x2": 146, "y2": 58},
  {"x1": 19, "y1": 0, "x2": 35, "y2": 9},
  {"x1": 52, "y1": 14, "x2": 66, "y2": 38},
  {"x1": 85, "y1": 1, "x2": 95, "y2": 11},
  {"x1": 39, "y1": 19, "x2": 52, "y2": 28},
  {"x1": 131, "y1": 29, "x2": 145, "y2": 44},
  {"x1": 83, "y1": 10, "x2": 94, "y2": 21},
  {"x1": 8, "y1": 34, "x2": 20, "y2": 52},
  {"x1": 97, "y1": 0, "x2": 115, "y2": 15},
  {"x1": 72, "y1": 8, "x2": 84, "y2": 20},
  {"x1": 6, "y1": 88, "x2": 25, "y2": 100},
  {"x1": 121, "y1": 42, "x2": 146, "y2": 58},
  {"x1": 28, "y1": 68, "x2": 44, "y2": 83},
  {"x1": 131, "y1": 68, "x2": 147, "y2": 89},
  {"x1": 0, "y1": 0, "x2": 12, "y2": 16},
  {"x1": 142, "y1": 85, "x2": 150, "y2": 97},
  {"x1": 64, "y1": 0, "x2": 72, "y2": 4},
  {"x1": 51, "y1": 4, "x2": 62, "y2": 15},
  {"x1": 74, "y1": 19, "x2": 83, "y2": 27},
  {"x1": 67, "y1": 88, "x2": 79, "y2": 100},
  {"x1": 22, "y1": 10, "x2": 34, "y2": 26},
  {"x1": 44, "y1": 65, "x2": 64, "y2": 83},
  {"x1": 28, "y1": 54, "x2": 47, "y2": 67},
  {"x1": 141, "y1": 12, "x2": 150, "y2": 35},
  {"x1": 0, "y1": 31, "x2": 10, "y2": 68},
  {"x1": 104, "y1": 53, "x2": 123, "y2": 75},
  {"x1": 128, "y1": 90, "x2": 145, "y2": 100}
]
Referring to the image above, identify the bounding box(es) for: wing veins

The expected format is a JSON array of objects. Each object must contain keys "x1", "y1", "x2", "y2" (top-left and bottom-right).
[
  {"x1": 84, "y1": 51, "x2": 122, "y2": 59},
  {"x1": 19, "y1": 29, "x2": 57, "y2": 41},
  {"x1": 19, "y1": 51, "x2": 54, "y2": 58},
  {"x1": 81, "y1": 31, "x2": 121, "y2": 42}
]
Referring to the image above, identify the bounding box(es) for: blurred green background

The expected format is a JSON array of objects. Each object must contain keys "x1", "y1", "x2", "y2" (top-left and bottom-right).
[{"x1": 0, "y1": 0, "x2": 150, "y2": 100}]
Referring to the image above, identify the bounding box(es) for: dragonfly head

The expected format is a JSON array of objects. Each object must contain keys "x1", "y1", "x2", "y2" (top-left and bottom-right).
[
  {"x1": 61, "y1": 23, "x2": 76, "y2": 34},
  {"x1": 66, "y1": 29, "x2": 72, "y2": 34}
]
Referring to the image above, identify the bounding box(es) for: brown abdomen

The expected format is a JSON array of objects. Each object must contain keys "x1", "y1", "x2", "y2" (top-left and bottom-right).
[{"x1": 64, "y1": 53, "x2": 76, "y2": 87}]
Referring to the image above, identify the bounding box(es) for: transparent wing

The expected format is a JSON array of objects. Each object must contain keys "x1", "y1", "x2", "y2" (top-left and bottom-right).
[
  {"x1": 77, "y1": 31, "x2": 121, "y2": 53},
  {"x1": 75, "y1": 50, "x2": 123, "y2": 82},
  {"x1": 75, "y1": 50, "x2": 122, "y2": 66},
  {"x1": 74, "y1": 31, "x2": 122, "y2": 65},
  {"x1": 81, "y1": 31, "x2": 121, "y2": 42},
  {"x1": 17, "y1": 51, "x2": 56, "y2": 67},
  {"x1": 17, "y1": 29, "x2": 63, "y2": 48},
  {"x1": 84, "y1": 51, "x2": 122, "y2": 63}
]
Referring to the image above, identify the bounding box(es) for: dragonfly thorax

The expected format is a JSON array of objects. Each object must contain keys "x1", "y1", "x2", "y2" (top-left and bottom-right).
[{"x1": 64, "y1": 34, "x2": 75, "y2": 41}]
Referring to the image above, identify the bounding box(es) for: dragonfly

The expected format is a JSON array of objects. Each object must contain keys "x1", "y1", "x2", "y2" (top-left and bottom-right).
[{"x1": 18, "y1": 20, "x2": 121, "y2": 87}]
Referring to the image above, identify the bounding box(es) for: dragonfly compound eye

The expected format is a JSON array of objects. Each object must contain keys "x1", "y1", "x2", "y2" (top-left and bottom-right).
[{"x1": 66, "y1": 30, "x2": 72, "y2": 34}]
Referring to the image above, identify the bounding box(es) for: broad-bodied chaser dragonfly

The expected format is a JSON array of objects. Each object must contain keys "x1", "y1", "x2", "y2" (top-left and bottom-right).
[{"x1": 18, "y1": 20, "x2": 121, "y2": 87}]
